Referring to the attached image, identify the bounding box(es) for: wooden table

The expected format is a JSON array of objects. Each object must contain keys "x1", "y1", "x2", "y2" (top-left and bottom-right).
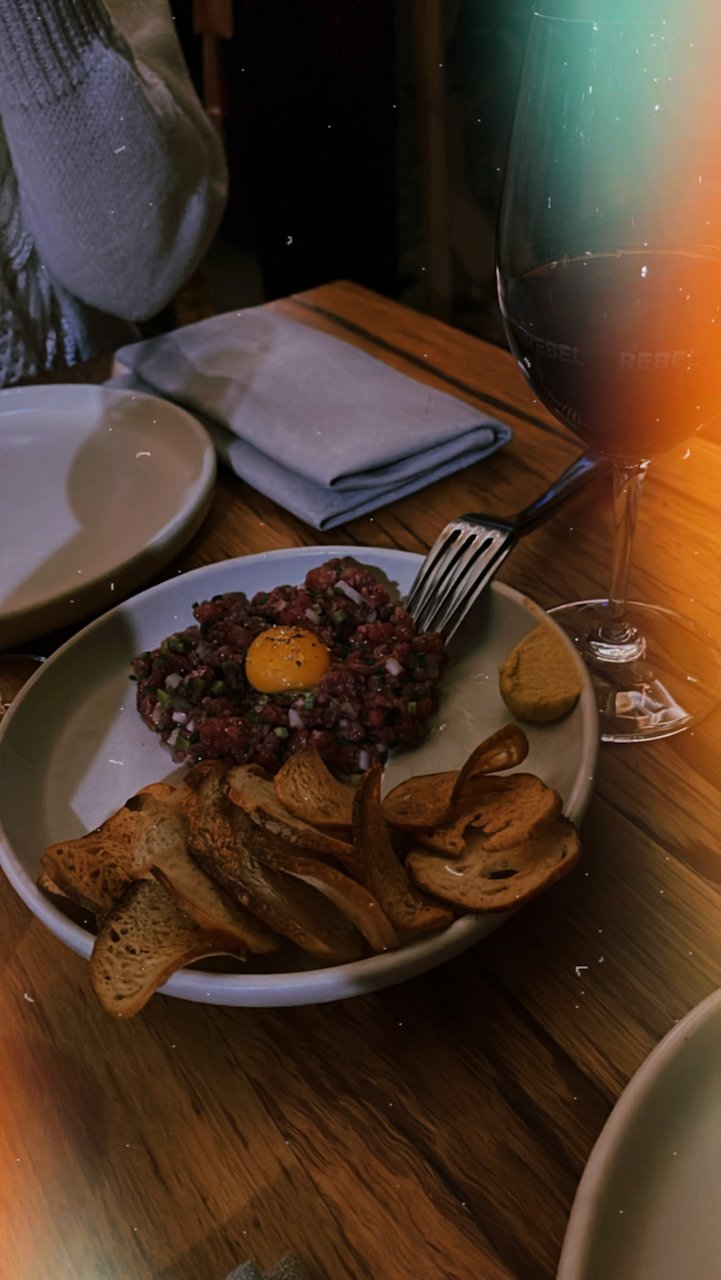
[{"x1": 2, "y1": 281, "x2": 719, "y2": 1280}]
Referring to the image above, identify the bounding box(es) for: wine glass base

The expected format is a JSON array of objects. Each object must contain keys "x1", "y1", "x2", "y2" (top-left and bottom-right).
[{"x1": 547, "y1": 600, "x2": 721, "y2": 743}]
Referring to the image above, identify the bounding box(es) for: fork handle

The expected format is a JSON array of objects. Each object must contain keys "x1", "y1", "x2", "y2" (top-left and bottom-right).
[{"x1": 512, "y1": 449, "x2": 610, "y2": 536}]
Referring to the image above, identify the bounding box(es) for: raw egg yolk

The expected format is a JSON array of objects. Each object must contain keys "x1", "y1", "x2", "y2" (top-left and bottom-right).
[{"x1": 245, "y1": 626, "x2": 331, "y2": 693}]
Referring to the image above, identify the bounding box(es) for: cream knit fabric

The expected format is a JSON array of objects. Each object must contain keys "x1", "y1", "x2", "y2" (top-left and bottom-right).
[{"x1": 0, "y1": 0, "x2": 227, "y2": 385}]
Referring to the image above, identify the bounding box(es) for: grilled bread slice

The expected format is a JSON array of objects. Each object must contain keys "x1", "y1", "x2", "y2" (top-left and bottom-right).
[{"x1": 89, "y1": 879, "x2": 249, "y2": 1017}]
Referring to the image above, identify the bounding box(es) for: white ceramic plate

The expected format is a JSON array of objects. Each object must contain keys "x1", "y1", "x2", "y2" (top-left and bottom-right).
[
  {"x1": 0, "y1": 546, "x2": 598, "y2": 1007},
  {"x1": 558, "y1": 987, "x2": 721, "y2": 1280},
  {"x1": 0, "y1": 384, "x2": 215, "y2": 647}
]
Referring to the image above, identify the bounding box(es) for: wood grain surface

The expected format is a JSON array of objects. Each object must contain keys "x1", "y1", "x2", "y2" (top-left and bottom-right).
[{"x1": 1, "y1": 281, "x2": 719, "y2": 1280}]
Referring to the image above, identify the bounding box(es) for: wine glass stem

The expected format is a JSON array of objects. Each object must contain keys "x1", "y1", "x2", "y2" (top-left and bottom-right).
[{"x1": 585, "y1": 460, "x2": 649, "y2": 663}]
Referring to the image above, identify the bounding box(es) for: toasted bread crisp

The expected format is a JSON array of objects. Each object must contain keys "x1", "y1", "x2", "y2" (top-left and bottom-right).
[
  {"x1": 40, "y1": 797, "x2": 155, "y2": 915},
  {"x1": 414, "y1": 773, "x2": 563, "y2": 855},
  {"x1": 38, "y1": 718, "x2": 581, "y2": 1019},
  {"x1": 226, "y1": 763, "x2": 356, "y2": 869},
  {"x1": 406, "y1": 815, "x2": 580, "y2": 912},
  {"x1": 182, "y1": 762, "x2": 364, "y2": 964},
  {"x1": 138, "y1": 790, "x2": 278, "y2": 956},
  {"x1": 353, "y1": 765, "x2": 453, "y2": 938},
  {"x1": 89, "y1": 879, "x2": 249, "y2": 1017},
  {"x1": 41, "y1": 779, "x2": 279, "y2": 959},
  {"x1": 382, "y1": 724, "x2": 529, "y2": 832},
  {"x1": 254, "y1": 840, "x2": 399, "y2": 954},
  {"x1": 273, "y1": 745, "x2": 355, "y2": 830}
]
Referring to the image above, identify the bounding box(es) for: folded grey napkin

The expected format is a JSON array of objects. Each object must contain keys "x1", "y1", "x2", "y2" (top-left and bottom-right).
[{"x1": 110, "y1": 306, "x2": 511, "y2": 530}]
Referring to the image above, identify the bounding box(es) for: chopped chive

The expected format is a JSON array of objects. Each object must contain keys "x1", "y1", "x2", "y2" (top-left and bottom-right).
[{"x1": 273, "y1": 726, "x2": 289, "y2": 739}]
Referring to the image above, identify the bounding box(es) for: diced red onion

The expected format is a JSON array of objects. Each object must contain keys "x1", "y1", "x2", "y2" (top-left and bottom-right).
[
  {"x1": 171, "y1": 710, "x2": 188, "y2": 724},
  {"x1": 164, "y1": 672, "x2": 182, "y2": 689},
  {"x1": 167, "y1": 727, "x2": 179, "y2": 747},
  {"x1": 151, "y1": 703, "x2": 164, "y2": 726},
  {"x1": 288, "y1": 708, "x2": 304, "y2": 729},
  {"x1": 304, "y1": 608, "x2": 319, "y2": 624},
  {"x1": 357, "y1": 748, "x2": 371, "y2": 771},
  {"x1": 385, "y1": 657, "x2": 403, "y2": 677}
]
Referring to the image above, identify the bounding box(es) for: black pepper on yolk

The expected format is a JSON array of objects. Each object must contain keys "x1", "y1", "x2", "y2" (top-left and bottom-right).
[{"x1": 245, "y1": 625, "x2": 331, "y2": 693}]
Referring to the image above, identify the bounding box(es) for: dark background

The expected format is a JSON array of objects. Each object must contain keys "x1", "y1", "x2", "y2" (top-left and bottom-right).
[{"x1": 172, "y1": 1, "x2": 533, "y2": 341}]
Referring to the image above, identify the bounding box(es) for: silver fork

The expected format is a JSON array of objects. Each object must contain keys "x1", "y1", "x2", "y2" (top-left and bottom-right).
[{"x1": 406, "y1": 449, "x2": 609, "y2": 640}]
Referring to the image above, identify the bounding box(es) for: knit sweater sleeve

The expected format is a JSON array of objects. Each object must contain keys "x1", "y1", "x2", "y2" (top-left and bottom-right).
[{"x1": 0, "y1": 0, "x2": 228, "y2": 321}]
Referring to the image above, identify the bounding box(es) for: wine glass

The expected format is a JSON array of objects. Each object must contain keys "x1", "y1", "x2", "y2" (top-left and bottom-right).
[{"x1": 496, "y1": 8, "x2": 721, "y2": 741}]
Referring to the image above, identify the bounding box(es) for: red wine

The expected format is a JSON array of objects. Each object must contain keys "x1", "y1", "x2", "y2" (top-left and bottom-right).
[{"x1": 501, "y1": 251, "x2": 721, "y2": 457}]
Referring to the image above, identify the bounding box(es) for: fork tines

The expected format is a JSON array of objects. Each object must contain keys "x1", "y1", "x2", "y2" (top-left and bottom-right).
[{"x1": 407, "y1": 519, "x2": 514, "y2": 639}]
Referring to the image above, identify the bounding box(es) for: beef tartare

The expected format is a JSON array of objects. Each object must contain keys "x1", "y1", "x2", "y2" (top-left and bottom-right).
[{"x1": 132, "y1": 558, "x2": 446, "y2": 775}]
